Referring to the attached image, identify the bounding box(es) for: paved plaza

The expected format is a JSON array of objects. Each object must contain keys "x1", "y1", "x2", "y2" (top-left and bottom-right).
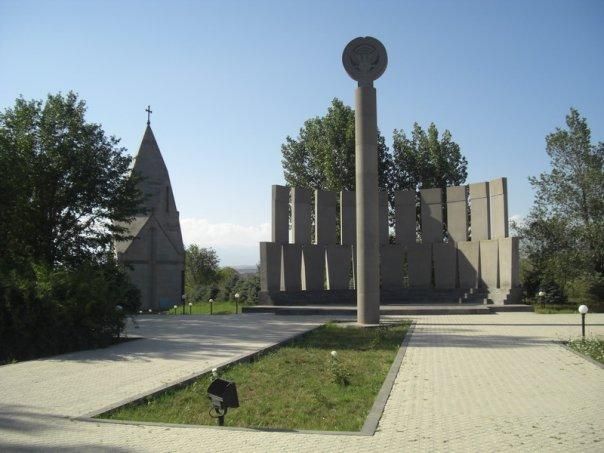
[{"x1": 1, "y1": 312, "x2": 602, "y2": 452}]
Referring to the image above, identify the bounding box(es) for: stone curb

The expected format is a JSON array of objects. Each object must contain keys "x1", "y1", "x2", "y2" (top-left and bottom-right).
[{"x1": 557, "y1": 341, "x2": 604, "y2": 369}]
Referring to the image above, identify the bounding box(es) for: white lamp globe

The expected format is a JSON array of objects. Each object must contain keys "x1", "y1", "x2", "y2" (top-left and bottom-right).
[
  {"x1": 189, "y1": 302, "x2": 193, "y2": 307},
  {"x1": 331, "y1": 350, "x2": 338, "y2": 358},
  {"x1": 538, "y1": 291, "x2": 545, "y2": 297},
  {"x1": 235, "y1": 293, "x2": 240, "y2": 299},
  {"x1": 209, "y1": 298, "x2": 214, "y2": 303},
  {"x1": 578, "y1": 305, "x2": 589, "y2": 315}
]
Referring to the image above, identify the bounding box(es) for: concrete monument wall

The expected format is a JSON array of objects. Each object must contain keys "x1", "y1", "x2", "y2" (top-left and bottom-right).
[
  {"x1": 395, "y1": 190, "x2": 416, "y2": 245},
  {"x1": 479, "y1": 239, "x2": 499, "y2": 288},
  {"x1": 301, "y1": 245, "x2": 325, "y2": 291},
  {"x1": 446, "y1": 185, "x2": 468, "y2": 244},
  {"x1": 379, "y1": 190, "x2": 389, "y2": 245},
  {"x1": 433, "y1": 243, "x2": 457, "y2": 289},
  {"x1": 408, "y1": 244, "x2": 432, "y2": 287},
  {"x1": 272, "y1": 185, "x2": 289, "y2": 243},
  {"x1": 281, "y1": 244, "x2": 302, "y2": 291},
  {"x1": 315, "y1": 190, "x2": 337, "y2": 245},
  {"x1": 380, "y1": 245, "x2": 405, "y2": 290},
  {"x1": 420, "y1": 188, "x2": 443, "y2": 243},
  {"x1": 469, "y1": 182, "x2": 490, "y2": 241},
  {"x1": 292, "y1": 187, "x2": 312, "y2": 245},
  {"x1": 259, "y1": 175, "x2": 519, "y2": 305},
  {"x1": 340, "y1": 190, "x2": 356, "y2": 245},
  {"x1": 489, "y1": 177, "x2": 509, "y2": 239},
  {"x1": 457, "y1": 241, "x2": 480, "y2": 289},
  {"x1": 326, "y1": 245, "x2": 353, "y2": 290}
]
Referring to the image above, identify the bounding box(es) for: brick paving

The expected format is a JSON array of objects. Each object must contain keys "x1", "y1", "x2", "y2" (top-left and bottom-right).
[{"x1": 1, "y1": 312, "x2": 602, "y2": 452}]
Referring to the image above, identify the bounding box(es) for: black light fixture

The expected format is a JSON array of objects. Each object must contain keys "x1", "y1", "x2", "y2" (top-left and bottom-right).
[{"x1": 207, "y1": 378, "x2": 239, "y2": 426}]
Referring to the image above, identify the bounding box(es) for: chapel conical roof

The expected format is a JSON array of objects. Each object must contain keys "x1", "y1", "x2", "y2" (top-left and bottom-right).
[{"x1": 132, "y1": 125, "x2": 174, "y2": 213}]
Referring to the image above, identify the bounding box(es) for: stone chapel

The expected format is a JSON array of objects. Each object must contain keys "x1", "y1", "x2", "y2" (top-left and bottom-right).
[{"x1": 115, "y1": 121, "x2": 185, "y2": 310}]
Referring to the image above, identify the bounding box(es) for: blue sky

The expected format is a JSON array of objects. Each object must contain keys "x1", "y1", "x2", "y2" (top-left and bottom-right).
[{"x1": 1, "y1": 0, "x2": 603, "y2": 265}]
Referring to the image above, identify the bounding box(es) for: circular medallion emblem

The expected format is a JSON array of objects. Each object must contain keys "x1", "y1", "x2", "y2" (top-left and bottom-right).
[{"x1": 342, "y1": 37, "x2": 388, "y2": 85}]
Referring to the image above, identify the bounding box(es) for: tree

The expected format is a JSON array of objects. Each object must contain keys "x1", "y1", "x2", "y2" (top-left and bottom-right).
[
  {"x1": 0, "y1": 92, "x2": 142, "y2": 268},
  {"x1": 0, "y1": 92, "x2": 142, "y2": 361},
  {"x1": 281, "y1": 98, "x2": 393, "y2": 192},
  {"x1": 515, "y1": 108, "x2": 604, "y2": 297},
  {"x1": 280, "y1": 99, "x2": 466, "y2": 196},
  {"x1": 185, "y1": 245, "x2": 220, "y2": 289},
  {"x1": 391, "y1": 122, "x2": 467, "y2": 192}
]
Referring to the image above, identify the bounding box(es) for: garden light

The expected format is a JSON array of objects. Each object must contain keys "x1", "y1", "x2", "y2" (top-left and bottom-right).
[
  {"x1": 331, "y1": 350, "x2": 338, "y2": 358},
  {"x1": 189, "y1": 302, "x2": 193, "y2": 315},
  {"x1": 209, "y1": 298, "x2": 214, "y2": 315},
  {"x1": 578, "y1": 305, "x2": 589, "y2": 337},
  {"x1": 207, "y1": 378, "x2": 239, "y2": 426},
  {"x1": 234, "y1": 293, "x2": 240, "y2": 314}
]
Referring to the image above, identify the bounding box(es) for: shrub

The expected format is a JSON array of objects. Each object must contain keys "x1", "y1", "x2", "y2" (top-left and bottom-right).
[{"x1": 0, "y1": 261, "x2": 140, "y2": 363}]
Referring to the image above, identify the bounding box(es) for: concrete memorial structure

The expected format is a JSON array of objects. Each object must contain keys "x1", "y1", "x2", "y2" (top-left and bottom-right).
[
  {"x1": 257, "y1": 38, "x2": 521, "y2": 308},
  {"x1": 343, "y1": 36, "x2": 388, "y2": 325},
  {"x1": 115, "y1": 115, "x2": 185, "y2": 310},
  {"x1": 395, "y1": 190, "x2": 416, "y2": 245}
]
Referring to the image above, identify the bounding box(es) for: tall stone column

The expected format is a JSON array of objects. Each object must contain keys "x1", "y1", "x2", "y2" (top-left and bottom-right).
[{"x1": 343, "y1": 36, "x2": 387, "y2": 325}]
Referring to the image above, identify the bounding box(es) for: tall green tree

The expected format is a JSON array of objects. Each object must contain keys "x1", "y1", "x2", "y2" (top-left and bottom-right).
[
  {"x1": 391, "y1": 122, "x2": 467, "y2": 192},
  {"x1": 515, "y1": 108, "x2": 603, "y2": 295},
  {"x1": 281, "y1": 99, "x2": 466, "y2": 195},
  {"x1": 281, "y1": 98, "x2": 393, "y2": 192},
  {"x1": 185, "y1": 245, "x2": 220, "y2": 288},
  {"x1": 0, "y1": 92, "x2": 142, "y2": 268}
]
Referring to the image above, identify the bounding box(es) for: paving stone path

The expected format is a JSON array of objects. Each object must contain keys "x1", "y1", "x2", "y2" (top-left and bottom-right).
[{"x1": 1, "y1": 312, "x2": 602, "y2": 452}]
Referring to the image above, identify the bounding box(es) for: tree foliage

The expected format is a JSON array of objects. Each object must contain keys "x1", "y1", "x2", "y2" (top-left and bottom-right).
[
  {"x1": 0, "y1": 93, "x2": 142, "y2": 362},
  {"x1": 185, "y1": 245, "x2": 220, "y2": 289},
  {"x1": 0, "y1": 92, "x2": 142, "y2": 268},
  {"x1": 281, "y1": 98, "x2": 467, "y2": 196},
  {"x1": 515, "y1": 108, "x2": 604, "y2": 299},
  {"x1": 281, "y1": 99, "x2": 392, "y2": 192},
  {"x1": 391, "y1": 122, "x2": 468, "y2": 191}
]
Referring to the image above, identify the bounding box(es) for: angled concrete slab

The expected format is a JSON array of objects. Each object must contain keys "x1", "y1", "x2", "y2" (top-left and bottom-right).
[
  {"x1": 315, "y1": 190, "x2": 337, "y2": 245},
  {"x1": 340, "y1": 190, "x2": 356, "y2": 245},
  {"x1": 469, "y1": 182, "x2": 490, "y2": 241},
  {"x1": 433, "y1": 243, "x2": 457, "y2": 289},
  {"x1": 408, "y1": 243, "x2": 432, "y2": 288},
  {"x1": 457, "y1": 240, "x2": 480, "y2": 288},
  {"x1": 420, "y1": 188, "x2": 443, "y2": 243},
  {"x1": 259, "y1": 242, "x2": 281, "y2": 292},
  {"x1": 446, "y1": 185, "x2": 468, "y2": 244},
  {"x1": 301, "y1": 245, "x2": 325, "y2": 291},
  {"x1": 479, "y1": 239, "x2": 499, "y2": 288},
  {"x1": 271, "y1": 185, "x2": 289, "y2": 243},
  {"x1": 395, "y1": 189, "x2": 416, "y2": 245},
  {"x1": 291, "y1": 187, "x2": 312, "y2": 244},
  {"x1": 380, "y1": 244, "x2": 405, "y2": 290},
  {"x1": 326, "y1": 245, "x2": 353, "y2": 290},
  {"x1": 489, "y1": 177, "x2": 509, "y2": 239},
  {"x1": 280, "y1": 244, "x2": 302, "y2": 291}
]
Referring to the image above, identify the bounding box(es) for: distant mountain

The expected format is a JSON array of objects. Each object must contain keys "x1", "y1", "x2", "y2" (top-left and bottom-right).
[{"x1": 232, "y1": 265, "x2": 258, "y2": 275}]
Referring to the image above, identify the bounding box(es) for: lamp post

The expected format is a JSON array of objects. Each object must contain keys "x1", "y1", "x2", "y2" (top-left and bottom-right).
[
  {"x1": 234, "y1": 293, "x2": 240, "y2": 314},
  {"x1": 182, "y1": 294, "x2": 186, "y2": 315},
  {"x1": 173, "y1": 304, "x2": 177, "y2": 315},
  {"x1": 189, "y1": 302, "x2": 193, "y2": 315},
  {"x1": 209, "y1": 298, "x2": 214, "y2": 315},
  {"x1": 538, "y1": 290, "x2": 545, "y2": 306},
  {"x1": 578, "y1": 305, "x2": 588, "y2": 338}
]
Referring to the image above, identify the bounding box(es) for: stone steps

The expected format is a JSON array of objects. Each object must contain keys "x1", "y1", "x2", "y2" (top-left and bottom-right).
[{"x1": 243, "y1": 304, "x2": 532, "y2": 316}]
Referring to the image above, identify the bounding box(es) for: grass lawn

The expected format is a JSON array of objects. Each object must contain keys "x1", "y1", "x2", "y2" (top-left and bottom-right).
[
  {"x1": 99, "y1": 321, "x2": 411, "y2": 431},
  {"x1": 567, "y1": 337, "x2": 604, "y2": 364},
  {"x1": 533, "y1": 303, "x2": 603, "y2": 314},
  {"x1": 166, "y1": 300, "x2": 241, "y2": 315}
]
